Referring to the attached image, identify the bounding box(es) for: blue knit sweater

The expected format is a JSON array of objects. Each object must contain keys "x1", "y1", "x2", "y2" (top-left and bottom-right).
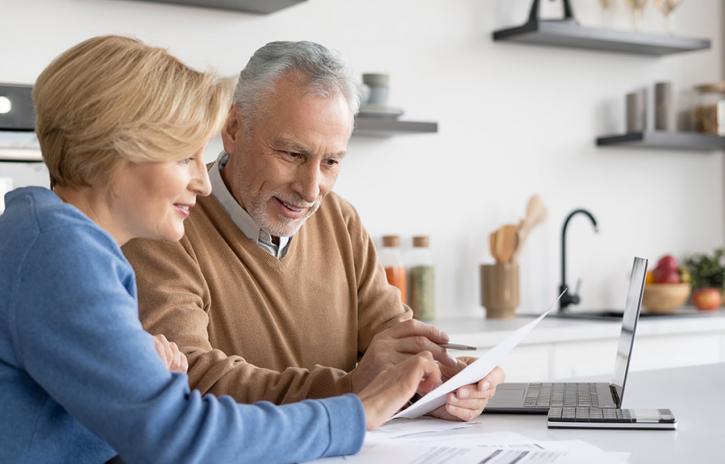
[{"x1": 0, "y1": 187, "x2": 364, "y2": 463}]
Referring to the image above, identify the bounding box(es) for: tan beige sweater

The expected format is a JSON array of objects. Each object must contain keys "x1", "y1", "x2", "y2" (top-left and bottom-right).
[{"x1": 122, "y1": 192, "x2": 411, "y2": 404}]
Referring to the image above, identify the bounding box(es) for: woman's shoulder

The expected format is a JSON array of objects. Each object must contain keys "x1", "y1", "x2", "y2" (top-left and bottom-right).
[{"x1": 3, "y1": 186, "x2": 124, "y2": 264}]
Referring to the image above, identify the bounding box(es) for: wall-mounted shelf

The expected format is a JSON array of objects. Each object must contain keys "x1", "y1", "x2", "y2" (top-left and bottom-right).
[
  {"x1": 492, "y1": 0, "x2": 710, "y2": 56},
  {"x1": 139, "y1": 0, "x2": 306, "y2": 14},
  {"x1": 493, "y1": 19, "x2": 710, "y2": 56},
  {"x1": 353, "y1": 117, "x2": 438, "y2": 138},
  {"x1": 596, "y1": 131, "x2": 725, "y2": 151}
]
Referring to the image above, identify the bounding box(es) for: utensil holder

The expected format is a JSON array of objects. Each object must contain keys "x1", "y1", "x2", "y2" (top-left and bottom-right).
[{"x1": 480, "y1": 262, "x2": 519, "y2": 319}]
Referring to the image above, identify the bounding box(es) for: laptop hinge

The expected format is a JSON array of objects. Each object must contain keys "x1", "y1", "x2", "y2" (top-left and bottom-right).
[{"x1": 610, "y1": 385, "x2": 621, "y2": 408}]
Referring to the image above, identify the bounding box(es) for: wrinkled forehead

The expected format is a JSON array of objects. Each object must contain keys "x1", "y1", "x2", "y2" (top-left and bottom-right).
[{"x1": 254, "y1": 83, "x2": 353, "y2": 152}]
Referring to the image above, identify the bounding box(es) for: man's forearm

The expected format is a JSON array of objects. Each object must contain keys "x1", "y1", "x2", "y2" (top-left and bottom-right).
[{"x1": 186, "y1": 349, "x2": 354, "y2": 404}]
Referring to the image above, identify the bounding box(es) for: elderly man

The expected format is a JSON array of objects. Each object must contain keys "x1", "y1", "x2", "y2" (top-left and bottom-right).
[{"x1": 123, "y1": 41, "x2": 503, "y2": 421}]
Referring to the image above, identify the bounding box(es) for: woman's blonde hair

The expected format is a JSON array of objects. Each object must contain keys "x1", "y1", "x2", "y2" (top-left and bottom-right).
[{"x1": 33, "y1": 35, "x2": 232, "y2": 188}]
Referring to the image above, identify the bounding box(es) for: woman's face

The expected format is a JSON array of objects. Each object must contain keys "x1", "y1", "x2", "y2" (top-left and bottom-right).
[{"x1": 109, "y1": 147, "x2": 211, "y2": 242}]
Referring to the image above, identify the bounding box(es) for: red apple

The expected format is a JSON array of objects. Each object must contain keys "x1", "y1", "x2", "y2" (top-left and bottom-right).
[
  {"x1": 656, "y1": 255, "x2": 678, "y2": 273},
  {"x1": 692, "y1": 288, "x2": 722, "y2": 311},
  {"x1": 653, "y1": 266, "x2": 680, "y2": 284}
]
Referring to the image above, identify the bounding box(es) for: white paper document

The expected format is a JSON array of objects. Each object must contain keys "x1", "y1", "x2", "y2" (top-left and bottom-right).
[
  {"x1": 373, "y1": 416, "x2": 479, "y2": 439},
  {"x1": 312, "y1": 430, "x2": 629, "y2": 464},
  {"x1": 392, "y1": 310, "x2": 551, "y2": 419}
]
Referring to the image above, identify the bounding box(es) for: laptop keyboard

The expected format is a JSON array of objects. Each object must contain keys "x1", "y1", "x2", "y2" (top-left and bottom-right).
[{"x1": 524, "y1": 382, "x2": 603, "y2": 408}]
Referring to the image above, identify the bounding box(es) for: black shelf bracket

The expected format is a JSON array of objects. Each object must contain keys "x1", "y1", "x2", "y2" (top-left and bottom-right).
[{"x1": 528, "y1": 0, "x2": 576, "y2": 24}]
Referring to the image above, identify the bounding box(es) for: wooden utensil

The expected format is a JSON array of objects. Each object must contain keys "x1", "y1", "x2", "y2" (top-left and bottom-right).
[
  {"x1": 496, "y1": 224, "x2": 519, "y2": 263},
  {"x1": 489, "y1": 231, "x2": 501, "y2": 262},
  {"x1": 512, "y1": 195, "x2": 548, "y2": 261}
]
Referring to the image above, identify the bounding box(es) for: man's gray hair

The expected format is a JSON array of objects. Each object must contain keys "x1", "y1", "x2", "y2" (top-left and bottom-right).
[{"x1": 233, "y1": 41, "x2": 359, "y2": 124}]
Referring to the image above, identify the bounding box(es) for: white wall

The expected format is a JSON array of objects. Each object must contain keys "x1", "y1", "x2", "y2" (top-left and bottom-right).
[{"x1": 1, "y1": 0, "x2": 723, "y2": 318}]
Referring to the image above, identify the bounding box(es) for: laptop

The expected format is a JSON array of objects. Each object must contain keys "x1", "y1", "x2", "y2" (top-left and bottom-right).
[{"x1": 486, "y1": 257, "x2": 648, "y2": 414}]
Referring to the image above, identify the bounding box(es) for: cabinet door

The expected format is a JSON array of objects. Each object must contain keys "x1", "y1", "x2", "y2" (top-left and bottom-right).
[
  {"x1": 498, "y1": 344, "x2": 552, "y2": 382},
  {"x1": 628, "y1": 333, "x2": 723, "y2": 371},
  {"x1": 552, "y1": 339, "x2": 617, "y2": 380}
]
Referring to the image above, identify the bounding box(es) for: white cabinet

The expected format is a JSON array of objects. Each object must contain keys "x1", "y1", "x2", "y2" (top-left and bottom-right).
[
  {"x1": 628, "y1": 333, "x2": 724, "y2": 371},
  {"x1": 497, "y1": 344, "x2": 552, "y2": 382},
  {"x1": 436, "y1": 311, "x2": 725, "y2": 382},
  {"x1": 550, "y1": 339, "x2": 616, "y2": 380}
]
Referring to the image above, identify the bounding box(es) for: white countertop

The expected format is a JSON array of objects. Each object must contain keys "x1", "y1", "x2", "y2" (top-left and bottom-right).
[
  {"x1": 433, "y1": 308, "x2": 725, "y2": 348},
  {"x1": 447, "y1": 363, "x2": 725, "y2": 463}
]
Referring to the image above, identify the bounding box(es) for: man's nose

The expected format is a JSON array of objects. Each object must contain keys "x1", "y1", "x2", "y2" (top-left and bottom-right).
[{"x1": 294, "y1": 163, "x2": 321, "y2": 203}]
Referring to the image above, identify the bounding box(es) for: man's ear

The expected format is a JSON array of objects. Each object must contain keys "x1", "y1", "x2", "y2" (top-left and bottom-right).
[{"x1": 221, "y1": 105, "x2": 240, "y2": 153}]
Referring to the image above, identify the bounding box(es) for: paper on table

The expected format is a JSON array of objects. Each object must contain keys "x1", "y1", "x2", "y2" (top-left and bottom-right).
[
  {"x1": 311, "y1": 432, "x2": 629, "y2": 464},
  {"x1": 392, "y1": 306, "x2": 555, "y2": 420},
  {"x1": 372, "y1": 417, "x2": 478, "y2": 439}
]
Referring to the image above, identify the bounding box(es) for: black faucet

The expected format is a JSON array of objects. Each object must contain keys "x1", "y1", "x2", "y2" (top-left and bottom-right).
[{"x1": 559, "y1": 209, "x2": 599, "y2": 312}]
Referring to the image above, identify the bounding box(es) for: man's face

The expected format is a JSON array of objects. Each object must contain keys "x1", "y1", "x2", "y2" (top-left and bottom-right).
[{"x1": 221, "y1": 76, "x2": 353, "y2": 237}]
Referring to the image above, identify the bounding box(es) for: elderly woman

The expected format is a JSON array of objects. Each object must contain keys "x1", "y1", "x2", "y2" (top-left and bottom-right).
[{"x1": 0, "y1": 36, "x2": 441, "y2": 464}]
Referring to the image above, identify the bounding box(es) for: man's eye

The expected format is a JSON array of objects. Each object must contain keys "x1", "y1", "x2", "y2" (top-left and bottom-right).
[
  {"x1": 178, "y1": 157, "x2": 194, "y2": 165},
  {"x1": 282, "y1": 151, "x2": 304, "y2": 160},
  {"x1": 324, "y1": 159, "x2": 340, "y2": 167}
]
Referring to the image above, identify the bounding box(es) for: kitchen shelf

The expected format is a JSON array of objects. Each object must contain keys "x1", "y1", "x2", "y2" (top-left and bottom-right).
[
  {"x1": 492, "y1": 19, "x2": 710, "y2": 56},
  {"x1": 140, "y1": 0, "x2": 306, "y2": 14},
  {"x1": 492, "y1": 0, "x2": 710, "y2": 56},
  {"x1": 596, "y1": 131, "x2": 725, "y2": 151},
  {"x1": 353, "y1": 117, "x2": 438, "y2": 138}
]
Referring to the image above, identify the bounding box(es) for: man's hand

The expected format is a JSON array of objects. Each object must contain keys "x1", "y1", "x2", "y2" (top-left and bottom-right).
[
  {"x1": 153, "y1": 334, "x2": 188, "y2": 374},
  {"x1": 358, "y1": 351, "x2": 442, "y2": 430},
  {"x1": 428, "y1": 359, "x2": 505, "y2": 422},
  {"x1": 351, "y1": 319, "x2": 459, "y2": 393}
]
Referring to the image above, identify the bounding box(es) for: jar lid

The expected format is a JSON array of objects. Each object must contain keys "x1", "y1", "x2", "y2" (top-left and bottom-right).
[
  {"x1": 412, "y1": 235, "x2": 430, "y2": 248},
  {"x1": 694, "y1": 82, "x2": 725, "y2": 94},
  {"x1": 382, "y1": 235, "x2": 401, "y2": 247}
]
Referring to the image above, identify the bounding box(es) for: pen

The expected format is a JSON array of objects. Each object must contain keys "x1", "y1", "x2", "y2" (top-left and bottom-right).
[{"x1": 439, "y1": 343, "x2": 478, "y2": 351}]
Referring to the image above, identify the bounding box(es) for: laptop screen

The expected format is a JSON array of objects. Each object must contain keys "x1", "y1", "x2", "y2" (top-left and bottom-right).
[{"x1": 610, "y1": 257, "x2": 648, "y2": 407}]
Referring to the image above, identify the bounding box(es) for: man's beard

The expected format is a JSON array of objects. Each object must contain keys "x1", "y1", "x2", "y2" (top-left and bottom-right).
[{"x1": 248, "y1": 191, "x2": 321, "y2": 237}]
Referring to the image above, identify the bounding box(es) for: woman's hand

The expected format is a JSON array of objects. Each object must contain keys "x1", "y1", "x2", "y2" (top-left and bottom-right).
[
  {"x1": 153, "y1": 334, "x2": 188, "y2": 374},
  {"x1": 357, "y1": 351, "x2": 441, "y2": 430}
]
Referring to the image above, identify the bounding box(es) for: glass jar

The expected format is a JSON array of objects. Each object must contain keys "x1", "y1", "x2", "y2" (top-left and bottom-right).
[
  {"x1": 692, "y1": 82, "x2": 725, "y2": 136},
  {"x1": 408, "y1": 235, "x2": 435, "y2": 321},
  {"x1": 380, "y1": 235, "x2": 407, "y2": 305}
]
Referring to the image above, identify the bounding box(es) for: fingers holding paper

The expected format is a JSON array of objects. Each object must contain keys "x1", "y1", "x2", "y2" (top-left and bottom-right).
[{"x1": 428, "y1": 364, "x2": 506, "y2": 421}]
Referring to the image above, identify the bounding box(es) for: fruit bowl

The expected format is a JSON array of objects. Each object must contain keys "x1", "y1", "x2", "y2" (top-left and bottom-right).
[{"x1": 643, "y1": 283, "x2": 691, "y2": 314}]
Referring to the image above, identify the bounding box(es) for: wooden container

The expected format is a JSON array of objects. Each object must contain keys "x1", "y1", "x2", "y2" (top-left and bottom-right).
[
  {"x1": 643, "y1": 283, "x2": 691, "y2": 313},
  {"x1": 480, "y1": 262, "x2": 519, "y2": 319}
]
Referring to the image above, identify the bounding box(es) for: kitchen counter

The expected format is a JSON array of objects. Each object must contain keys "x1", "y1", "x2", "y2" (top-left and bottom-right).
[
  {"x1": 432, "y1": 308, "x2": 725, "y2": 381},
  {"x1": 434, "y1": 307, "x2": 725, "y2": 348}
]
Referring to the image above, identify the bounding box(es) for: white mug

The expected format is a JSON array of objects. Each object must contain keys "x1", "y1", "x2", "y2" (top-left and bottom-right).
[{"x1": 0, "y1": 177, "x2": 13, "y2": 213}]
